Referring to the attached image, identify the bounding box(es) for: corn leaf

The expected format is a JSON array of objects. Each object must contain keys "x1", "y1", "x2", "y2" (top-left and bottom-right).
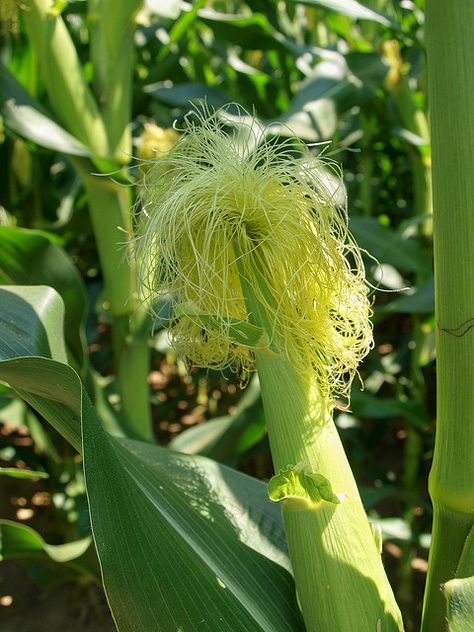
[
  {"x1": 445, "y1": 576, "x2": 474, "y2": 632},
  {"x1": 0, "y1": 227, "x2": 87, "y2": 369},
  {"x1": 0, "y1": 519, "x2": 96, "y2": 588},
  {"x1": 350, "y1": 216, "x2": 432, "y2": 276},
  {"x1": 0, "y1": 519, "x2": 91, "y2": 564},
  {"x1": 286, "y1": 0, "x2": 393, "y2": 26},
  {"x1": 0, "y1": 285, "x2": 304, "y2": 631},
  {"x1": 0, "y1": 63, "x2": 91, "y2": 156},
  {"x1": 273, "y1": 52, "x2": 388, "y2": 141},
  {"x1": 380, "y1": 277, "x2": 434, "y2": 314},
  {"x1": 0, "y1": 286, "x2": 67, "y2": 364},
  {"x1": 0, "y1": 467, "x2": 48, "y2": 479}
]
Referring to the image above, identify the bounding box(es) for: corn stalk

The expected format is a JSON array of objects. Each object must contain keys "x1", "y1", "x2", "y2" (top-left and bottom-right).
[
  {"x1": 422, "y1": 2, "x2": 474, "y2": 629},
  {"x1": 22, "y1": 0, "x2": 152, "y2": 440}
]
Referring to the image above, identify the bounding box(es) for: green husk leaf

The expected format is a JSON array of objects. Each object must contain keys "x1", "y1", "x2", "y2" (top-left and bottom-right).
[
  {"x1": 445, "y1": 576, "x2": 474, "y2": 631},
  {"x1": 175, "y1": 302, "x2": 269, "y2": 348},
  {"x1": 268, "y1": 463, "x2": 340, "y2": 506}
]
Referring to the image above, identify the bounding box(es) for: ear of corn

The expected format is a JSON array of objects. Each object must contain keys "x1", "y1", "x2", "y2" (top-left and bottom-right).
[{"x1": 136, "y1": 107, "x2": 404, "y2": 631}]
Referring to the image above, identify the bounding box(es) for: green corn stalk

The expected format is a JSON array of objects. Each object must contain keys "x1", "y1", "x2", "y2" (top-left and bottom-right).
[
  {"x1": 382, "y1": 39, "x2": 433, "y2": 621},
  {"x1": 422, "y1": 2, "x2": 474, "y2": 630},
  {"x1": 22, "y1": 0, "x2": 109, "y2": 155},
  {"x1": 22, "y1": 0, "x2": 152, "y2": 440},
  {"x1": 88, "y1": 0, "x2": 142, "y2": 161}
]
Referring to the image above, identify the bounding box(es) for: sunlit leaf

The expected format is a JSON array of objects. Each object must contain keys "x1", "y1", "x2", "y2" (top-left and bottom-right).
[
  {"x1": 286, "y1": 0, "x2": 393, "y2": 26},
  {"x1": 0, "y1": 63, "x2": 91, "y2": 156}
]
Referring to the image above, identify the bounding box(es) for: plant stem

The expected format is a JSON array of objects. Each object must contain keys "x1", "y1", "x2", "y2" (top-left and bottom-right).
[
  {"x1": 23, "y1": 1, "x2": 153, "y2": 440},
  {"x1": 422, "y1": 2, "x2": 474, "y2": 629},
  {"x1": 88, "y1": 0, "x2": 142, "y2": 161},
  {"x1": 81, "y1": 172, "x2": 152, "y2": 441},
  {"x1": 22, "y1": 0, "x2": 109, "y2": 155},
  {"x1": 359, "y1": 112, "x2": 375, "y2": 216}
]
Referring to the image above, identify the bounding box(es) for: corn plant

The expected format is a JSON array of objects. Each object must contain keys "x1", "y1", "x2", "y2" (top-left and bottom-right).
[{"x1": 0, "y1": 1, "x2": 474, "y2": 631}]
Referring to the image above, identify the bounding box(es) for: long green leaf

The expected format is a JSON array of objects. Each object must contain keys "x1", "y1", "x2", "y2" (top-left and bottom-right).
[
  {"x1": 0, "y1": 286, "x2": 304, "y2": 631},
  {"x1": 0, "y1": 467, "x2": 48, "y2": 479},
  {"x1": 85, "y1": 425, "x2": 303, "y2": 631}
]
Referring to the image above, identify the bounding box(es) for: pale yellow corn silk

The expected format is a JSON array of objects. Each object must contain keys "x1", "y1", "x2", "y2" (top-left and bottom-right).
[{"x1": 134, "y1": 107, "x2": 373, "y2": 402}]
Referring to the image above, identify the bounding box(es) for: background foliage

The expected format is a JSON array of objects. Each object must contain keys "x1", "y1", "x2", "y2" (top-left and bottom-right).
[{"x1": 0, "y1": 1, "x2": 433, "y2": 630}]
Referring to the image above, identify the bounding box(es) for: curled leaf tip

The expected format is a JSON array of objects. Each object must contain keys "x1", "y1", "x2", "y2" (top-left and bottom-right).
[{"x1": 134, "y1": 104, "x2": 373, "y2": 401}]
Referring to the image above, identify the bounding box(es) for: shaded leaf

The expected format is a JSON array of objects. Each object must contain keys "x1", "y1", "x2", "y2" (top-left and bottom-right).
[
  {"x1": 350, "y1": 217, "x2": 432, "y2": 276},
  {"x1": 145, "y1": 82, "x2": 231, "y2": 108},
  {"x1": 0, "y1": 519, "x2": 91, "y2": 563},
  {"x1": 0, "y1": 286, "x2": 80, "y2": 451},
  {"x1": 380, "y1": 278, "x2": 434, "y2": 314},
  {"x1": 0, "y1": 394, "x2": 60, "y2": 461},
  {"x1": 0, "y1": 519, "x2": 96, "y2": 587},
  {"x1": 0, "y1": 227, "x2": 87, "y2": 368},
  {"x1": 350, "y1": 389, "x2": 430, "y2": 429},
  {"x1": 273, "y1": 52, "x2": 388, "y2": 141},
  {"x1": 0, "y1": 286, "x2": 67, "y2": 364},
  {"x1": 197, "y1": 9, "x2": 294, "y2": 53}
]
